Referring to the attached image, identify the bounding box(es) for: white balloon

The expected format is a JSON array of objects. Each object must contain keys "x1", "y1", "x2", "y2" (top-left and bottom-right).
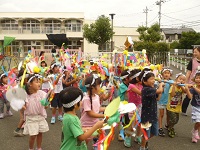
[
  {"x1": 118, "y1": 103, "x2": 136, "y2": 114},
  {"x1": 10, "y1": 99, "x2": 25, "y2": 111},
  {"x1": 6, "y1": 87, "x2": 27, "y2": 102}
]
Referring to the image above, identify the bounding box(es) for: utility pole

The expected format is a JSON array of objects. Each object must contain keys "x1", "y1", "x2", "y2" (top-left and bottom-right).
[
  {"x1": 143, "y1": 6, "x2": 149, "y2": 28},
  {"x1": 109, "y1": 13, "x2": 115, "y2": 52},
  {"x1": 156, "y1": 0, "x2": 164, "y2": 27}
]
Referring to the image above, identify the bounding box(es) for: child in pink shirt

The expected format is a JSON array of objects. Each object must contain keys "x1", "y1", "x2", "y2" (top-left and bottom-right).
[
  {"x1": 80, "y1": 74, "x2": 105, "y2": 147},
  {"x1": 125, "y1": 69, "x2": 143, "y2": 147},
  {"x1": 23, "y1": 74, "x2": 49, "y2": 150}
]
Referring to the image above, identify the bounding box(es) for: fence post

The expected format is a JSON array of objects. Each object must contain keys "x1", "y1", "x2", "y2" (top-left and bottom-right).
[
  {"x1": 180, "y1": 58, "x2": 182, "y2": 70},
  {"x1": 176, "y1": 57, "x2": 179, "y2": 68},
  {"x1": 173, "y1": 56, "x2": 175, "y2": 66},
  {"x1": 168, "y1": 52, "x2": 170, "y2": 67},
  {"x1": 185, "y1": 59, "x2": 187, "y2": 73}
]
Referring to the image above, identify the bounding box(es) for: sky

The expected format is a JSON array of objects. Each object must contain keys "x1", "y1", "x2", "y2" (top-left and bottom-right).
[{"x1": 0, "y1": 0, "x2": 200, "y2": 31}]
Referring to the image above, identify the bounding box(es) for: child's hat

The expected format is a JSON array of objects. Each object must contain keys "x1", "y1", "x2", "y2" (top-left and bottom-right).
[
  {"x1": 62, "y1": 95, "x2": 82, "y2": 108},
  {"x1": 120, "y1": 70, "x2": 131, "y2": 80},
  {"x1": 161, "y1": 68, "x2": 173, "y2": 74},
  {"x1": 85, "y1": 74, "x2": 99, "y2": 87},
  {"x1": 0, "y1": 73, "x2": 7, "y2": 79},
  {"x1": 141, "y1": 71, "x2": 153, "y2": 81},
  {"x1": 175, "y1": 72, "x2": 185, "y2": 79}
]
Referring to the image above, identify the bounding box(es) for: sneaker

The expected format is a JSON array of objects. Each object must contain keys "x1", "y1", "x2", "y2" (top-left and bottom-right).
[
  {"x1": 58, "y1": 115, "x2": 63, "y2": 121},
  {"x1": 51, "y1": 117, "x2": 56, "y2": 124},
  {"x1": 35, "y1": 148, "x2": 42, "y2": 150},
  {"x1": 124, "y1": 136, "x2": 131, "y2": 147},
  {"x1": 6, "y1": 110, "x2": 13, "y2": 116},
  {"x1": 93, "y1": 138, "x2": 98, "y2": 150},
  {"x1": 168, "y1": 128, "x2": 175, "y2": 138},
  {"x1": 13, "y1": 130, "x2": 24, "y2": 137},
  {"x1": 192, "y1": 129, "x2": 200, "y2": 142},
  {"x1": 164, "y1": 124, "x2": 169, "y2": 131},
  {"x1": 0, "y1": 113, "x2": 4, "y2": 119},
  {"x1": 192, "y1": 137, "x2": 198, "y2": 143},
  {"x1": 135, "y1": 136, "x2": 142, "y2": 144},
  {"x1": 139, "y1": 146, "x2": 147, "y2": 150},
  {"x1": 158, "y1": 128, "x2": 165, "y2": 137},
  {"x1": 145, "y1": 142, "x2": 149, "y2": 149}
]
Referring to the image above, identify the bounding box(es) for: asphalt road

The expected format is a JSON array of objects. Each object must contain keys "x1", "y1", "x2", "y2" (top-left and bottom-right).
[{"x1": 1, "y1": 66, "x2": 200, "y2": 150}]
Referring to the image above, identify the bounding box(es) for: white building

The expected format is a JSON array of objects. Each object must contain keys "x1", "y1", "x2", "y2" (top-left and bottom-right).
[{"x1": 0, "y1": 12, "x2": 139, "y2": 57}]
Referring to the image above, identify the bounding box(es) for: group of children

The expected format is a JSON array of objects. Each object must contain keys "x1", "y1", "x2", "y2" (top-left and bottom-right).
[{"x1": 0, "y1": 49, "x2": 200, "y2": 150}]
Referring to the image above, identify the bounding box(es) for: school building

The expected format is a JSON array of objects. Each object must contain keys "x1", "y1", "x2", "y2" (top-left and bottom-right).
[{"x1": 0, "y1": 12, "x2": 140, "y2": 57}]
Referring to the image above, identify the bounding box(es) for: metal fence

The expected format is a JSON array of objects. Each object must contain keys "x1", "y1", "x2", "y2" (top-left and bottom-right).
[
  {"x1": 148, "y1": 52, "x2": 170, "y2": 67},
  {"x1": 169, "y1": 55, "x2": 190, "y2": 73}
]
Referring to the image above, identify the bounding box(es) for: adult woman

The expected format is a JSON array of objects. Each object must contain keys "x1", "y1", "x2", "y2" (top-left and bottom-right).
[
  {"x1": 39, "y1": 51, "x2": 45, "y2": 62},
  {"x1": 182, "y1": 47, "x2": 200, "y2": 115}
]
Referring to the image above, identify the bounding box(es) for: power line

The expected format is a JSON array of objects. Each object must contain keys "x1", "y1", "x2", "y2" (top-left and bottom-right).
[
  {"x1": 161, "y1": 14, "x2": 200, "y2": 28},
  {"x1": 161, "y1": 14, "x2": 192, "y2": 23},
  {"x1": 164, "y1": 4, "x2": 200, "y2": 14},
  {"x1": 161, "y1": 14, "x2": 200, "y2": 25},
  {"x1": 148, "y1": 15, "x2": 159, "y2": 24}
]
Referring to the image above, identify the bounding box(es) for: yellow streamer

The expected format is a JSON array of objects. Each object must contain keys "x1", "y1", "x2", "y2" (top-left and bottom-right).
[
  {"x1": 20, "y1": 69, "x2": 27, "y2": 87},
  {"x1": 103, "y1": 125, "x2": 114, "y2": 150},
  {"x1": 123, "y1": 112, "x2": 136, "y2": 129}
]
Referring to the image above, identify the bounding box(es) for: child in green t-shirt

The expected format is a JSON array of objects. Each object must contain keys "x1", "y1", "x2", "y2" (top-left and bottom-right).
[{"x1": 59, "y1": 87, "x2": 104, "y2": 150}]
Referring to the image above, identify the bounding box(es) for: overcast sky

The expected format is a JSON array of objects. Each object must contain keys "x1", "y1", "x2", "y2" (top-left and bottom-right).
[{"x1": 0, "y1": 0, "x2": 200, "y2": 31}]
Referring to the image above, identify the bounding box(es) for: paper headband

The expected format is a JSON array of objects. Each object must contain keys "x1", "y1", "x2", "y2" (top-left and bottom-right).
[
  {"x1": 62, "y1": 95, "x2": 82, "y2": 108},
  {"x1": 142, "y1": 71, "x2": 153, "y2": 81},
  {"x1": 131, "y1": 71, "x2": 141, "y2": 80},
  {"x1": 121, "y1": 70, "x2": 131, "y2": 80},
  {"x1": 50, "y1": 63, "x2": 58, "y2": 69},
  {"x1": 161, "y1": 68, "x2": 173, "y2": 74},
  {"x1": 85, "y1": 74, "x2": 99, "y2": 88},
  {"x1": 27, "y1": 74, "x2": 43, "y2": 83},
  {"x1": 0, "y1": 73, "x2": 6, "y2": 79},
  {"x1": 175, "y1": 73, "x2": 185, "y2": 79}
]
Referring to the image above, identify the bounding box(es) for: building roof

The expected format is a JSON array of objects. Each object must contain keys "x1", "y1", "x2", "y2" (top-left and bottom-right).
[
  {"x1": 161, "y1": 28, "x2": 195, "y2": 35},
  {"x1": 0, "y1": 12, "x2": 85, "y2": 19}
]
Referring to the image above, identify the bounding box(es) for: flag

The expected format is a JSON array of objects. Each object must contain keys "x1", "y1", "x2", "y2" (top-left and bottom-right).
[{"x1": 3, "y1": 36, "x2": 15, "y2": 48}]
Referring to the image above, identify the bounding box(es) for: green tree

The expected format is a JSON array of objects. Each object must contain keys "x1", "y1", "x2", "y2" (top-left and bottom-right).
[
  {"x1": 155, "y1": 42, "x2": 170, "y2": 52},
  {"x1": 170, "y1": 41, "x2": 181, "y2": 49},
  {"x1": 83, "y1": 15, "x2": 114, "y2": 50},
  {"x1": 136, "y1": 23, "x2": 162, "y2": 42},
  {"x1": 179, "y1": 31, "x2": 200, "y2": 49}
]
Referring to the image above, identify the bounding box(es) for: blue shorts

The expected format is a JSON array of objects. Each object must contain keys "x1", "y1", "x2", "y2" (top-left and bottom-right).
[
  {"x1": 51, "y1": 93, "x2": 62, "y2": 108},
  {"x1": 145, "y1": 121, "x2": 158, "y2": 137}
]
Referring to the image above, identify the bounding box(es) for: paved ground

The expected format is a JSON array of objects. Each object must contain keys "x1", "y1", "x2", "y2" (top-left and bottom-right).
[{"x1": 1, "y1": 65, "x2": 200, "y2": 150}]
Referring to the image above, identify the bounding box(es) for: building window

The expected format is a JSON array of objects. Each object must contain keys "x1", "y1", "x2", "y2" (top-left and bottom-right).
[
  {"x1": 1, "y1": 19, "x2": 18, "y2": 30},
  {"x1": 98, "y1": 43, "x2": 111, "y2": 52},
  {"x1": 65, "y1": 20, "x2": 82, "y2": 32},
  {"x1": 23, "y1": 41, "x2": 32, "y2": 52},
  {"x1": 44, "y1": 20, "x2": 61, "y2": 33},
  {"x1": 11, "y1": 41, "x2": 20, "y2": 56},
  {"x1": 67, "y1": 40, "x2": 81, "y2": 49},
  {"x1": 44, "y1": 40, "x2": 54, "y2": 49},
  {"x1": 33, "y1": 41, "x2": 41, "y2": 49},
  {"x1": 23, "y1": 20, "x2": 40, "y2": 33}
]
